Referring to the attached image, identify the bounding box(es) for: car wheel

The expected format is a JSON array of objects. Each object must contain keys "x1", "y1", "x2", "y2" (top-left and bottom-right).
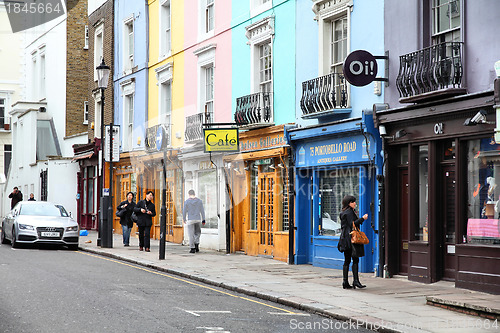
[
  {"x1": 1, "y1": 224, "x2": 9, "y2": 244},
  {"x1": 11, "y1": 226, "x2": 19, "y2": 248}
]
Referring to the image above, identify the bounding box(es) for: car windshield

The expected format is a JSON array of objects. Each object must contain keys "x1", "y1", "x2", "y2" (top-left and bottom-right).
[{"x1": 19, "y1": 204, "x2": 69, "y2": 217}]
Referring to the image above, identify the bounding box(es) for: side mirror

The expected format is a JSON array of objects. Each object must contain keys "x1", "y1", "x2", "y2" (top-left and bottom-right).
[{"x1": 69, "y1": 212, "x2": 73, "y2": 218}]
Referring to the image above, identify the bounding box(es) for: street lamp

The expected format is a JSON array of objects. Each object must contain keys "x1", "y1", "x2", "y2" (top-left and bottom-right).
[{"x1": 96, "y1": 59, "x2": 111, "y2": 248}]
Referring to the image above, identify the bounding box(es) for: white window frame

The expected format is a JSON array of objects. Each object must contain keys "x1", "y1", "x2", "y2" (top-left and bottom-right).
[
  {"x1": 120, "y1": 79, "x2": 135, "y2": 151},
  {"x1": 123, "y1": 16, "x2": 134, "y2": 72},
  {"x1": 94, "y1": 23, "x2": 104, "y2": 81},
  {"x1": 84, "y1": 25, "x2": 89, "y2": 49},
  {"x1": 39, "y1": 46, "x2": 46, "y2": 100},
  {"x1": 250, "y1": 0, "x2": 272, "y2": 18},
  {"x1": 432, "y1": 0, "x2": 461, "y2": 43},
  {"x1": 198, "y1": 0, "x2": 215, "y2": 40},
  {"x1": 92, "y1": 89, "x2": 102, "y2": 138},
  {"x1": 313, "y1": 0, "x2": 352, "y2": 106},
  {"x1": 155, "y1": 63, "x2": 173, "y2": 146},
  {"x1": 194, "y1": 44, "x2": 216, "y2": 118},
  {"x1": 31, "y1": 50, "x2": 38, "y2": 101},
  {"x1": 245, "y1": 17, "x2": 274, "y2": 94},
  {"x1": 83, "y1": 101, "x2": 89, "y2": 125},
  {"x1": 160, "y1": 0, "x2": 172, "y2": 60}
]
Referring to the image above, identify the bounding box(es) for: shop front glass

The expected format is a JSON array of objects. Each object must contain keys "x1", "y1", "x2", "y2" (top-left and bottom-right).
[
  {"x1": 198, "y1": 169, "x2": 218, "y2": 228},
  {"x1": 416, "y1": 145, "x2": 429, "y2": 241},
  {"x1": 466, "y1": 138, "x2": 500, "y2": 245},
  {"x1": 319, "y1": 167, "x2": 359, "y2": 236}
]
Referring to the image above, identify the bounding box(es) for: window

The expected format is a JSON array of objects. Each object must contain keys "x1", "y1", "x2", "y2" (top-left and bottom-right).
[
  {"x1": 124, "y1": 94, "x2": 134, "y2": 151},
  {"x1": 250, "y1": 0, "x2": 272, "y2": 17},
  {"x1": 84, "y1": 25, "x2": 89, "y2": 49},
  {"x1": 198, "y1": 170, "x2": 217, "y2": 228},
  {"x1": 94, "y1": 24, "x2": 104, "y2": 81},
  {"x1": 160, "y1": 81, "x2": 172, "y2": 145},
  {"x1": 31, "y1": 52, "x2": 38, "y2": 100},
  {"x1": 203, "y1": 65, "x2": 214, "y2": 121},
  {"x1": 4, "y1": 144, "x2": 12, "y2": 176},
  {"x1": 250, "y1": 162, "x2": 258, "y2": 230},
  {"x1": 0, "y1": 98, "x2": 4, "y2": 128},
  {"x1": 319, "y1": 168, "x2": 359, "y2": 236},
  {"x1": 432, "y1": 0, "x2": 461, "y2": 43},
  {"x1": 39, "y1": 49, "x2": 46, "y2": 99},
  {"x1": 83, "y1": 166, "x2": 95, "y2": 214},
  {"x1": 160, "y1": 0, "x2": 171, "y2": 58},
  {"x1": 83, "y1": 101, "x2": 89, "y2": 125},
  {"x1": 124, "y1": 18, "x2": 134, "y2": 70},
  {"x1": 36, "y1": 120, "x2": 61, "y2": 160},
  {"x1": 258, "y1": 42, "x2": 272, "y2": 93},
  {"x1": 416, "y1": 145, "x2": 429, "y2": 241},
  {"x1": 95, "y1": 98, "x2": 102, "y2": 138},
  {"x1": 466, "y1": 138, "x2": 500, "y2": 246},
  {"x1": 205, "y1": 0, "x2": 214, "y2": 33},
  {"x1": 330, "y1": 15, "x2": 347, "y2": 103}
]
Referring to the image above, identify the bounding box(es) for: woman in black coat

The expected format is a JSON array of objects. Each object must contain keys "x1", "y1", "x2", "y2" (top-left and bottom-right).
[
  {"x1": 338, "y1": 195, "x2": 368, "y2": 289},
  {"x1": 133, "y1": 190, "x2": 156, "y2": 252},
  {"x1": 117, "y1": 191, "x2": 136, "y2": 247}
]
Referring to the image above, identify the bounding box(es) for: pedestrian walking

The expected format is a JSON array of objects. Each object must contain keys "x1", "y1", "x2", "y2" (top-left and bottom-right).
[
  {"x1": 117, "y1": 191, "x2": 136, "y2": 247},
  {"x1": 338, "y1": 195, "x2": 368, "y2": 289},
  {"x1": 8, "y1": 187, "x2": 23, "y2": 209},
  {"x1": 183, "y1": 189, "x2": 206, "y2": 254},
  {"x1": 134, "y1": 191, "x2": 156, "y2": 252},
  {"x1": 28, "y1": 193, "x2": 36, "y2": 201}
]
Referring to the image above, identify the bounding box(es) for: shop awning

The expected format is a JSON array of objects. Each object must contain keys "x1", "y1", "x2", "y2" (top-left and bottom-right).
[{"x1": 72, "y1": 152, "x2": 94, "y2": 161}]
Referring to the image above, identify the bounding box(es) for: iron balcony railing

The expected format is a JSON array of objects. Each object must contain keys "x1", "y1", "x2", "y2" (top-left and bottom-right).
[
  {"x1": 396, "y1": 42, "x2": 464, "y2": 99},
  {"x1": 300, "y1": 72, "x2": 348, "y2": 116},
  {"x1": 234, "y1": 92, "x2": 273, "y2": 127},
  {"x1": 185, "y1": 112, "x2": 213, "y2": 143}
]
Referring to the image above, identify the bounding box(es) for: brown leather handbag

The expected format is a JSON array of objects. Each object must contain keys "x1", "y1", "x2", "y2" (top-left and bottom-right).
[{"x1": 350, "y1": 222, "x2": 369, "y2": 245}]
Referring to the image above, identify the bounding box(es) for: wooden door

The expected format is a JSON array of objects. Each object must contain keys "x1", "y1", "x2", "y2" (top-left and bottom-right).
[
  {"x1": 399, "y1": 169, "x2": 409, "y2": 274},
  {"x1": 258, "y1": 172, "x2": 275, "y2": 255},
  {"x1": 442, "y1": 165, "x2": 456, "y2": 281},
  {"x1": 165, "y1": 178, "x2": 175, "y2": 242}
]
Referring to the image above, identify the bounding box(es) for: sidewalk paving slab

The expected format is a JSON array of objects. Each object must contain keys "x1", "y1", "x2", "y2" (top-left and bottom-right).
[{"x1": 79, "y1": 231, "x2": 500, "y2": 332}]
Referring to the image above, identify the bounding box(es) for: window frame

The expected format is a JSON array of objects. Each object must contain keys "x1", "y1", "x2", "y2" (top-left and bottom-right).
[
  {"x1": 123, "y1": 16, "x2": 135, "y2": 71},
  {"x1": 160, "y1": 0, "x2": 172, "y2": 60},
  {"x1": 94, "y1": 23, "x2": 104, "y2": 82},
  {"x1": 83, "y1": 101, "x2": 89, "y2": 125}
]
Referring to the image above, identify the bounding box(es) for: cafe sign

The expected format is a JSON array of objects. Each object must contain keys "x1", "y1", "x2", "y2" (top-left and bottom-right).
[{"x1": 204, "y1": 128, "x2": 239, "y2": 153}]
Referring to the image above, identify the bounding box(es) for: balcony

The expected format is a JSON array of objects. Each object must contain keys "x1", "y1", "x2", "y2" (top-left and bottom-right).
[
  {"x1": 185, "y1": 112, "x2": 213, "y2": 143},
  {"x1": 300, "y1": 72, "x2": 349, "y2": 119},
  {"x1": 396, "y1": 42, "x2": 466, "y2": 103},
  {"x1": 234, "y1": 92, "x2": 273, "y2": 129}
]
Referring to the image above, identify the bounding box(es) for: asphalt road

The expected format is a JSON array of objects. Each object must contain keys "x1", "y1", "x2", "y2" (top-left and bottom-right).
[{"x1": 0, "y1": 241, "x2": 372, "y2": 333}]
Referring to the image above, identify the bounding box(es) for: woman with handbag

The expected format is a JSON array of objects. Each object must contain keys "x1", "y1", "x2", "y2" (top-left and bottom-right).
[
  {"x1": 117, "y1": 192, "x2": 136, "y2": 247},
  {"x1": 338, "y1": 195, "x2": 368, "y2": 289},
  {"x1": 134, "y1": 191, "x2": 156, "y2": 252}
]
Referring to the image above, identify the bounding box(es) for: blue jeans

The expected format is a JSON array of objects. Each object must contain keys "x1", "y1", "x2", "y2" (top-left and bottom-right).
[{"x1": 122, "y1": 225, "x2": 132, "y2": 245}]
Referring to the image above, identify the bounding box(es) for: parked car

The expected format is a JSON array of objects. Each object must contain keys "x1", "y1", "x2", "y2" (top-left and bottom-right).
[{"x1": 1, "y1": 201, "x2": 79, "y2": 250}]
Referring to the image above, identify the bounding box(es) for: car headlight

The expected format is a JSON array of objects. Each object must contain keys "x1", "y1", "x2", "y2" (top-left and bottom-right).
[
  {"x1": 19, "y1": 224, "x2": 35, "y2": 230},
  {"x1": 66, "y1": 226, "x2": 79, "y2": 232}
]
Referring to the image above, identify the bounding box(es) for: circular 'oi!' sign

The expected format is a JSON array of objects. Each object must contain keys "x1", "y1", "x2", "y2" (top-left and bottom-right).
[{"x1": 343, "y1": 50, "x2": 378, "y2": 87}]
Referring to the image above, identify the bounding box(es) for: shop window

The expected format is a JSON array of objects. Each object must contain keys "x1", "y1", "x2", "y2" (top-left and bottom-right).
[
  {"x1": 443, "y1": 139, "x2": 456, "y2": 160},
  {"x1": 466, "y1": 138, "x2": 500, "y2": 245},
  {"x1": 250, "y1": 162, "x2": 258, "y2": 230},
  {"x1": 416, "y1": 145, "x2": 429, "y2": 241},
  {"x1": 319, "y1": 167, "x2": 359, "y2": 236},
  {"x1": 280, "y1": 159, "x2": 290, "y2": 232},
  {"x1": 400, "y1": 146, "x2": 409, "y2": 165},
  {"x1": 198, "y1": 169, "x2": 217, "y2": 228}
]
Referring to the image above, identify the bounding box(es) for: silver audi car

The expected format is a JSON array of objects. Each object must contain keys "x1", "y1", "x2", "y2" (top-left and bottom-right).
[{"x1": 1, "y1": 201, "x2": 79, "y2": 250}]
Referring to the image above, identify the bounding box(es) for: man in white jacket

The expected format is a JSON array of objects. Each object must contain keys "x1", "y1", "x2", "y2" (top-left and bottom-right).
[{"x1": 183, "y1": 190, "x2": 206, "y2": 253}]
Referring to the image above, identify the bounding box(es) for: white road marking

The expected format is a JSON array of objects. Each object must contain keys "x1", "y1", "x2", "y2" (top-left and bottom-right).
[{"x1": 196, "y1": 327, "x2": 230, "y2": 333}]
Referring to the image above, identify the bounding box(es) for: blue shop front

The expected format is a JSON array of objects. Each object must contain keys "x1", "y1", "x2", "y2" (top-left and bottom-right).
[{"x1": 286, "y1": 112, "x2": 383, "y2": 273}]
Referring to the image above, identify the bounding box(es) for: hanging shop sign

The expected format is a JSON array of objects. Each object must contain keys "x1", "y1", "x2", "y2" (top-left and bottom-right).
[
  {"x1": 146, "y1": 124, "x2": 169, "y2": 152},
  {"x1": 204, "y1": 128, "x2": 239, "y2": 153},
  {"x1": 296, "y1": 134, "x2": 371, "y2": 167},
  {"x1": 343, "y1": 50, "x2": 388, "y2": 87}
]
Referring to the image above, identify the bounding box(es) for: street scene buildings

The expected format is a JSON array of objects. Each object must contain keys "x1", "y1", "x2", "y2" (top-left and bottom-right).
[{"x1": 2, "y1": 0, "x2": 500, "y2": 297}]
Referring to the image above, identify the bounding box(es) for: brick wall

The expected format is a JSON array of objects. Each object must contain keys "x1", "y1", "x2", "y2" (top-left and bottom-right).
[
  {"x1": 87, "y1": 0, "x2": 114, "y2": 142},
  {"x1": 66, "y1": 0, "x2": 89, "y2": 138}
]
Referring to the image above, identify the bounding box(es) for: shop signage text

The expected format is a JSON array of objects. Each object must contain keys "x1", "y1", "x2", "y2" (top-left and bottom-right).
[
  {"x1": 296, "y1": 135, "x2": 370, "y2": 167},
  {"x1": 240, "y1": 133, "x2": 286, "y2": 152},
  {"x1": 204, "y1": 128, "x2": 239, "y2": 153}
]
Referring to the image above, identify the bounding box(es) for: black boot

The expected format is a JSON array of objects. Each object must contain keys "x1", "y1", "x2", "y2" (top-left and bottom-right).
[
  {"x1": 342, "y1": 265, "x2": 352, "y2": 289},
  {"x1": 195, "y1": 244, "x2": 199, "y2": 252},
  {"x1": 352, "y1": 263, "x2": 366, "y2": 289},
  {"x1": 189, "y1": 248, "x2": 196, "y2": 253}
]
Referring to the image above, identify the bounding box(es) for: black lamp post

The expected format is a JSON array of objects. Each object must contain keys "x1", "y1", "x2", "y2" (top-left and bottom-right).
[{"x1": 96, "y1": 59, "x2": 111, "y2": 248}]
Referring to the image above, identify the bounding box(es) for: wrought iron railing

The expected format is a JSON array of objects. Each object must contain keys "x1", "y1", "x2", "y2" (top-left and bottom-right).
[
  {"x1": 185, "y1": 112, "x2": 213, "y2": 142},
  {"x1": 300, "y1": 72, "x2": 348, "y2": 116},
  {"x1": 396, "y1": 42, "x2": 464, "y2": 98},
  {"x1": 234, "y1": 92, "x2": 273, "y2": 127}
]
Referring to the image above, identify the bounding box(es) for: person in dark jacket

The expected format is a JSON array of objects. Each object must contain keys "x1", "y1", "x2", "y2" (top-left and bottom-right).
[
  {"x1": 183, "y1": 189, "x2": 206, "y2": 253},
  {"x1": 8, "y1": 187, "x2": 23, "y2": 209},
  {"x1": 134, "y1": 191, "x2": 156, "y2": 252},
  {"x1": 338, "y1": 195, "x2": 368, "y2": 289},
  {"x1": 117, "y1": 191, "x2": 136, "y2": 247},
  {"x1": 28, "y1": 193, "x2": 36, "y2": 201}
]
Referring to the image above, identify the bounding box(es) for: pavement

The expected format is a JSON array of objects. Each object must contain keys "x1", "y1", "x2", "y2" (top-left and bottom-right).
[{"x1": 78, "y1": 231, "x2": 500, "y2": 333}]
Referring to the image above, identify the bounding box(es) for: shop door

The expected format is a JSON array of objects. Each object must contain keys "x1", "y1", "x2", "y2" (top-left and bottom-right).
[
  {"x1": 258, "y1": 172, "x2": 275, "y2": 255},
  {"x1": 441, "y1": 166, "x2": 456, "y2": 281},
  {"x1": 165, "y1": 179, "x2": 176, "y2": 242},
  {"x1": 399, "y1": 169, "x2": 409, "y2": 275}
]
